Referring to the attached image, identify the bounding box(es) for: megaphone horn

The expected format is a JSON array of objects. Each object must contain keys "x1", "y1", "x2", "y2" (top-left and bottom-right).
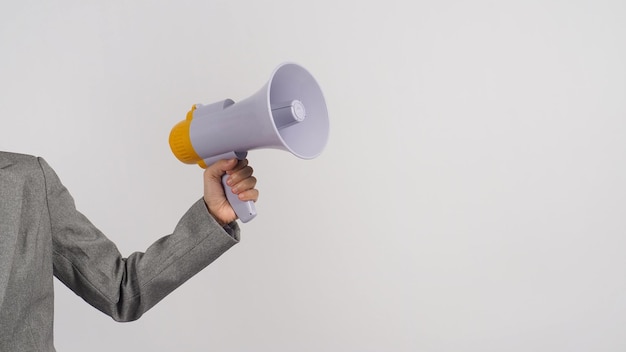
[{"x1": 169, "y1": 63, "x2": 330, "y2": 223}]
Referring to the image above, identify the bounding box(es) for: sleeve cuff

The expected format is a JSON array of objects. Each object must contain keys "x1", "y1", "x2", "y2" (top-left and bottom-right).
[{"x1": 198, "y1": 199, "x2": 241, "y2": 242}]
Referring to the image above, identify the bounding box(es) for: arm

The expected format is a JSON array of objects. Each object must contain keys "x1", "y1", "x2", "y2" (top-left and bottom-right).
[{"x1": 43, "y1": 157, "x2": 255, "y2": 322}]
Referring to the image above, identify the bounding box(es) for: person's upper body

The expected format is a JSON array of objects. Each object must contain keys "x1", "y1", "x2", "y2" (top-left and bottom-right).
[{"x1": 0, "y1": 151, "x2": 258, "y2": 352}]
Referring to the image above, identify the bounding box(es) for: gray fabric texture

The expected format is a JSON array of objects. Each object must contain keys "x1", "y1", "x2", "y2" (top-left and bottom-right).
[{"x1": 0, "y1": 152, "x2": 240, "y2": 351}]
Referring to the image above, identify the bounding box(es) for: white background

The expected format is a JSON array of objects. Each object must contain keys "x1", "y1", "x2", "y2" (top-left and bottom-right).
[{"x1": 2, "y1": 0, "x2": 626, "y2": 351}]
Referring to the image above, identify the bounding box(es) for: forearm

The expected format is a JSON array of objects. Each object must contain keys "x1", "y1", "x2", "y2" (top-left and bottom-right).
[
  {"x1": 53, "y1": 199, "x2": 239, "y2": 321},
  {"x1": 41, "y1": 156, "x2": 240, "y2": 321}
]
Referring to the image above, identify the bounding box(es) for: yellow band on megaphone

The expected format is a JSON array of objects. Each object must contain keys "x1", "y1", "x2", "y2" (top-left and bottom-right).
[{"x1": 169, "y1": 105, "x2": 202, "y2": 165}]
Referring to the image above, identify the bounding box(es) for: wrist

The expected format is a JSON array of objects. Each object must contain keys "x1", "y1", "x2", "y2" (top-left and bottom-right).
[{"x1": 203, "y1": 199, "x2": 228, "y2": 227}]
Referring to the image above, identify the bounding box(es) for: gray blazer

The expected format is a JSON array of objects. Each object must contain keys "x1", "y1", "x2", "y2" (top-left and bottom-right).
[{"x1": 0, "y1": 152, "x2": 240, "y2": 351}]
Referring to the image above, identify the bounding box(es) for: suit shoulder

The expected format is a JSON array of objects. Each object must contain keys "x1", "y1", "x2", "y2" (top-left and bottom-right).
[
  {"x1": 0, "y1": 151, "x2": 37, "y2": 162},
  {"x1": 0, "y1": 151, "x2": 40, "y2": 166},
  {"x1": 0, "y1": 151, "x2": 46, "y2": 175}
]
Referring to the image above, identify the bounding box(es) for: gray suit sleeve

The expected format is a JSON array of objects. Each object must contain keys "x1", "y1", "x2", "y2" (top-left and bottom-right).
[{"x1": 39, "y1": 158, "x2": 240, "y2": 322}]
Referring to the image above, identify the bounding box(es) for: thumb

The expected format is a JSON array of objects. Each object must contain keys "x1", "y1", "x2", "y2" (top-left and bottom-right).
[{"x1": 204, "y1": 158, "x2": 238, "y2": 180}]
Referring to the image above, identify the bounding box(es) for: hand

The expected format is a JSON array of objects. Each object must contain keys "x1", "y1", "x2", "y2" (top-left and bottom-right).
[{"x1": 203, "y1": 158, "x2": 259, "y2": 226}]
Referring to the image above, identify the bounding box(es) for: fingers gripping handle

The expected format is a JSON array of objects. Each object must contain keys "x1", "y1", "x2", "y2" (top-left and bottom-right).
[
  {"x1": 222, "y1": 174, "x2": 257, "y2": 223},
  {"x1": 203, "y1": 151, "x2": 256, "y2": 223}
]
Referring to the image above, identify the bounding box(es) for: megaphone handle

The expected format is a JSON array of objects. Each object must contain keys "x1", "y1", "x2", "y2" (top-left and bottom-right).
[{"x1": 222, "y1": 174, "x2": 257, "y2": 223}]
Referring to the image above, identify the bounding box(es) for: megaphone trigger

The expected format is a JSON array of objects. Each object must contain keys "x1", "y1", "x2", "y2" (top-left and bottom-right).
[{"x1": 201, "y1": 151, "x2": 248, "y2": 169}]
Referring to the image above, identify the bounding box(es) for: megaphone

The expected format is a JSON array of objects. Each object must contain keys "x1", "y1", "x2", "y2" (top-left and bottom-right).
[{"x1": 169, "y1": 63, "x2": 329, "y2": 223}]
